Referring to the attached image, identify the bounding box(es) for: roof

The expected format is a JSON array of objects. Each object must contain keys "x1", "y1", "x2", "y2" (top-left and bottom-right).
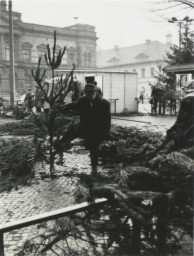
[
  {"x1": 164, "y1": 63, "x2": 194, "y2": 73},
  {"x1": 57, "y1": 69, "x2": 137, "y2": 74},
  {"x1": 0, "y1": 12, "x2": 97, "y2": 39},
  {"x1": 97, "y1": 41, "x2": 170, "y2": 67}
]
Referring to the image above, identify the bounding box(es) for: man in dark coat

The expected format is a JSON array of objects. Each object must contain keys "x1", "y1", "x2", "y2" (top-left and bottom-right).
[
  {"x1": 34, "y1": 86, "x2": 44, "y2": 112},
  {"x1": 65, "y1": 83, "x2": 111, "y2": 174},
  {"x1": 24, "y1": 88, "x2": 33, "y2": 111}
]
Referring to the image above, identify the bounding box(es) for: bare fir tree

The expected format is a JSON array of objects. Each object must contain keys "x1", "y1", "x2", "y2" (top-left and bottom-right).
[{"x1": 31, "y1": 31, "x2": 75, "y2": 175}]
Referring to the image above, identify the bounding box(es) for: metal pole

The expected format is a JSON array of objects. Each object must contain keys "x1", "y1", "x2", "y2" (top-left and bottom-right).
[
  {"x1": 123, "y1": 73, "x2": 126, "y2": 110},
  {"x1": 9, "y1": 0, "x2": 15, "y2": 107},
  {"x1": 178, "y1": 22, "x2": 182, "y2": 50}
]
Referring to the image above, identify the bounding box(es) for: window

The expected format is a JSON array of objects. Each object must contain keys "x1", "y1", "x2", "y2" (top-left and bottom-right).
[
  {"x1": 108, "y1": 57, "x2": 119, "y2": 63},
  {"x1": 141, "y1": 68, "x2": 145, "y2": 78},
  {"x1": 38, "y1": 50, "x2": 46, "y2": 63},
  {"x1": 180, "y1": 74, "x2": 187, "y2": 88},
  {"x1": 26, "y1": 74, "x2": 32, "y2": 88},
  {"x1": 135, "y1": 53, "x2": 148, "y2": 59},
  {"x1": 21, "y1": 42, "x2": 33, "y2": 63},
  {"x1": 37, "y1": 44, "x2": 47, "y2": 63},
  {"x1": 84, "y1": 52, "x2": 92, "y2": 67},
  {"x1": 88, "y1": 53, "x2": 92, "y2": 66},
  {"x1": 38, "y1": 50, "x2": 46, "y2": 57},
  {"x1": 68, "y1": 52, "x2": 75, "y2": 65},
  {"x1": 84, "y1": 52, "x2": 87, "y2": 66},
  {"x1": 5, "y1": 44, "x2": 9, "y2": 61},
  {"x1": 67, "y1": 47, "x2": 76, "y2": 66},
  {"x1": 55, "y1": 46, "x2": 62, "y2": 58},
  {"x1": 22, "y1": 49, "x2": 31, "y2": 62},
  {"x1": 151, "y1": 67, "x2": 155, "y2": 77}
]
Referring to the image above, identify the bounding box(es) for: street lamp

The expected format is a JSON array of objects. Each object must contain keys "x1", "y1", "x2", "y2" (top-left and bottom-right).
[{"x1": 168, "y1": 16, "x2": 194, "y2": 50}]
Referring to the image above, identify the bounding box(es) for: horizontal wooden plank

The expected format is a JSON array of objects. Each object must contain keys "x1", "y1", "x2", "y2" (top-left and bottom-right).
[{"x1": 0, "y1": 198, "x2": 108, "y2": 234}]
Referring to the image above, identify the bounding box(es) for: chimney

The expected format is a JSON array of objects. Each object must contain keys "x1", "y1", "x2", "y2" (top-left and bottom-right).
[
  {"x1": 145, "y1": 39, "x2": 151, "y2": 44},
  {"x1": 166, "y1": 33, "x2": 172, "y2": 45}
]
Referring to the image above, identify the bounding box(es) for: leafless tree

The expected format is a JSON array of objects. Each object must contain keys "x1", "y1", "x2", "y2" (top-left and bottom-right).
[
  {"x1": 151, "y1": 0, "x2": 194, "y2": 21},
  {"x1": 169, "y1": 0, "x2": 194, "y2": 9}
]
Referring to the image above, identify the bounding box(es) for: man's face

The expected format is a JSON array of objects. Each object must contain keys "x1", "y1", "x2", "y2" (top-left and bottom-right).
[{"x1": 85, "y1": 90, "x2": 97, "y2": 100}]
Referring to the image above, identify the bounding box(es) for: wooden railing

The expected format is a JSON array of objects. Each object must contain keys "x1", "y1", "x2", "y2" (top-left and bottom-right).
[{"x1": 0, "y1": 198, "x2": 108, "y2": 256}]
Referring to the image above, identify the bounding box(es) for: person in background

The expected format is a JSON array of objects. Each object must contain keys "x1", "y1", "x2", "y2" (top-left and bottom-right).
[
  {"x1": 93, "y1": 80, "x2": 103, "y2": 98},
  {"x1": 34, "y1": 86, "x2": 44, "y2": 112},
  {"x1": 63, "y1": 83, "x2": 111, "y2": 174},
  {"x1": 24, "y1": 88, "x2": 33, "y2": 111},
  {"x1": 139, "y1": 92, "x2": 144, "y2": 103}
]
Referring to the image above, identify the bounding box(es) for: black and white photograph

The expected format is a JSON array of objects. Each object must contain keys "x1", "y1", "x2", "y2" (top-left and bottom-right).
[{"x1": 0, "y1": 0, "x2": 193, "y2": 255}]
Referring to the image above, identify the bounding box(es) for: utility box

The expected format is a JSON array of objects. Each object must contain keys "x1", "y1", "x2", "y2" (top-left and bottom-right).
[{"x1": 58, "y1": 70, "x2": 138, "y2": 114}]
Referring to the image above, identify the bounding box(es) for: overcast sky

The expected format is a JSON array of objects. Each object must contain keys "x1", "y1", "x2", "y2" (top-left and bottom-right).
[{"x1": 12, "y1": 0, "x2": 194, "y2": 50}]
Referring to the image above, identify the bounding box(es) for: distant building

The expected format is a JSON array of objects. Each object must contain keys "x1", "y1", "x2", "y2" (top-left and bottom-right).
[
  {"x1": 0, "y1": 0, "x2": 97, "y2": 97},
  {"x1": 97, "y1": 39, "x2": 171, "y2": 100}
]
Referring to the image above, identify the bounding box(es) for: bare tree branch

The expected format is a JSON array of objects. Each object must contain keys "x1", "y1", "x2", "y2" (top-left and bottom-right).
[
  {"x1": 153, "y1": 2, "x2": 183, "y2": 11},
  {"x1": 169, "y1": 0, "x2": 194, "y2": 8}
]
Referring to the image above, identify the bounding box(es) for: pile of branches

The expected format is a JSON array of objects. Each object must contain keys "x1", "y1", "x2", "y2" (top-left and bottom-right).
[
  {"x1": 18, "y1": 127, "x2": 193, "y2": 256},
  {"x1": 0, "y1": 137, "x2": 36, "y2": 192},
  {"x1": 0, "y1": 138, "x2": 36, "y2": 176},
  {"x1": 0, "y1": 119, "x2": 41, "y2": 136},
  {"x1": 18, "y1": 149, "x2": 193, "y2": 255},
  {"x1": 99, "y1": 126, "x2": 163, "y2": 166}
]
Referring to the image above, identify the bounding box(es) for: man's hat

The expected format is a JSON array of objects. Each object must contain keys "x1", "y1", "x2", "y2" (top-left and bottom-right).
[{"x1": 84, "y1": 83, "x2": 97, "y2": 91}]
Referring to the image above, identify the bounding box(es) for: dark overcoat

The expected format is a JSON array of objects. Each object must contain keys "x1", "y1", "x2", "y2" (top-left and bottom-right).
[{"x1": 67, "y1": 95, "x2": 111, "y2": 145}]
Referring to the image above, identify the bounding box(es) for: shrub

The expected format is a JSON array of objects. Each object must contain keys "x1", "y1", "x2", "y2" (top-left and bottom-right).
[{"x1": 0, "y1": 137, "x2": 36, "y2": 177}]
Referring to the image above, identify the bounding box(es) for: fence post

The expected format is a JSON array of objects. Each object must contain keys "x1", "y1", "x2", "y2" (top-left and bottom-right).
[{"x1": 0, "y1": 232, "x2": 4, "y2": 256}]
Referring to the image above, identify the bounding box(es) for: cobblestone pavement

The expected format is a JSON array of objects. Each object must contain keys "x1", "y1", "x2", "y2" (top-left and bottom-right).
[
  {"x1": 0, "y1": 115, "x2": 177, "y2": 255},
  {"x1": 1, "y1": 152, "x2": 92, "y2": 255}
]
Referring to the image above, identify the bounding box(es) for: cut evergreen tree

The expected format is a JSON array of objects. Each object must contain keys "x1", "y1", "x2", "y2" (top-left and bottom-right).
[{"x1": 31, "y1": 31, "x2": 76, "y2": 175}]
